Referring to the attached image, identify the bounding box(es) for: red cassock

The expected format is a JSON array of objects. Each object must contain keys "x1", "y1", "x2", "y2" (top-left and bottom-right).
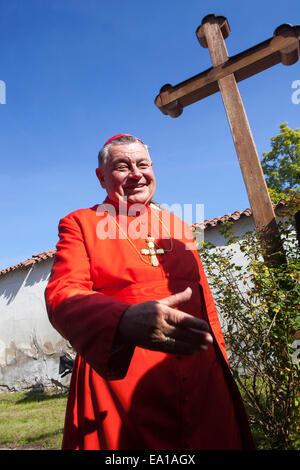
[{"x1": 45, "y1": 197, "x2": 254, "y2": 450}]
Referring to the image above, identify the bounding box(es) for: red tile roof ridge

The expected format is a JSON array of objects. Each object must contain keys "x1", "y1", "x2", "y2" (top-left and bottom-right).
[
  {"x1": 192, "y1": 199, "x2": 287, "y2": 230},
  {"x1": 0, "y1": 250, "x2": 56, "y2": 277}
]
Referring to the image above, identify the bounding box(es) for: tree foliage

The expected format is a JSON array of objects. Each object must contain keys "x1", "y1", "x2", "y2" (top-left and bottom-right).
[
  {"x1": 197, "y1": 204, "x2": 300, "y2": 449},
  {"x1": 261, "y1": 123, "x2": 300, "y2": 204}
]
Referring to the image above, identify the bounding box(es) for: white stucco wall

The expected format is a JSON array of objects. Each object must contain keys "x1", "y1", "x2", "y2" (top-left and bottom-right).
[
  {"x1": 0, "y1": 259, "x2": 73, "y2": 392},
  {"x1": 202, "y1": 215, "x2": 256, "y2": 337},
  {"x1": 204, "y1": 215, "x2": 255, "y2": 247},
  {"x1": 203, "y1": 215, "x2": 255, "y2": 286}
]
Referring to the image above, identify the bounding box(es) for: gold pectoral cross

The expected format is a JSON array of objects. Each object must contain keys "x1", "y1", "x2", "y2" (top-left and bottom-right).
[{"x1": 141, "y1": 237, "x2": 164, "y2": 266}]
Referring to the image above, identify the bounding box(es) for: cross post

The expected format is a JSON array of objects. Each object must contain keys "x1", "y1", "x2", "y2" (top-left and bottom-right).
[{"x1": 155, "y1": 14, "x2": 300, "y2": 262}]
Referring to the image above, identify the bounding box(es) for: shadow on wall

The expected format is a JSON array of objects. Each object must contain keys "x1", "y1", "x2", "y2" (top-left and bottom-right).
[
  {"x1": 25, "y1": 261, "x2": 52, "y2": 287},
  {"x1": 0, "y1": 270, "x2": 27, "y2": 305},
  {"x1": 0, "y1": 260, "x2": 53, "y2": 305}
]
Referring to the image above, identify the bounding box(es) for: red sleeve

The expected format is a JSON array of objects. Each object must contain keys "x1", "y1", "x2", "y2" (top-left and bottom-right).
[{"x1": 44, "y1": 213, "x2": 134, "y2": 380}]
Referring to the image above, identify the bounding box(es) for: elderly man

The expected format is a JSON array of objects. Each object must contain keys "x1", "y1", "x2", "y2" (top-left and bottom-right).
[{"x1": 45, "y1": 134, "x2": 254, "y2": 450}]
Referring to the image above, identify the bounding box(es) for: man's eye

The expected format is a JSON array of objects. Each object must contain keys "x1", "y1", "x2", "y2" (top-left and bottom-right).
[
  {"x1": 138, "y1": 162, "x2": 150, "y2": 168},
  {"x1": 115, "y1": 165, "x2": 129, "y2": 170}
]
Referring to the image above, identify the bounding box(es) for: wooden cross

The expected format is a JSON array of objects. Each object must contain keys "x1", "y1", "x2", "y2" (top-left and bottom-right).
[
  {"x1": 141, "y1": 237, "x2": 164, "y2": 266},
  {"x1": 155, "y1": 14, "x2": 300, "y2": 261}
]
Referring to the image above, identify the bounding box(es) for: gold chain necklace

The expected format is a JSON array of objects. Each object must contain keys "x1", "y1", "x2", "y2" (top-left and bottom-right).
[{"x1": 108, "y1": 206, "x2": 173, "y2": 266}]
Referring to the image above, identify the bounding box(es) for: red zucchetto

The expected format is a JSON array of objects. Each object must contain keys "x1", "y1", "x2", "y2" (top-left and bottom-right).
[{"x1": 103, "y1": 134, "x2": 144, "y2": 147}]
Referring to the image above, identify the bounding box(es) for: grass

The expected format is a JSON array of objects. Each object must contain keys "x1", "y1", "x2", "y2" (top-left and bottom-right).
[
  {"x1": 0, "y1": 389, "x2": 68, "y2": 450},
  {"x1": 1, "y1": 386, "x2": 298, "y2": 450}
]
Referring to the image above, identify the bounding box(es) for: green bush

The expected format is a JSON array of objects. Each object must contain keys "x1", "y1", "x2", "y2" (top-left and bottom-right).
[{"x1": 197, "y1": 204, "x2": 300, "y2": 449}]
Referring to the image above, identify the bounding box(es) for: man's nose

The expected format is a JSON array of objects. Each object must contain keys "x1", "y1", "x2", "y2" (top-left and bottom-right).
[{"x1": 128, "y1": 165, "x2": 143, "y2": 178}]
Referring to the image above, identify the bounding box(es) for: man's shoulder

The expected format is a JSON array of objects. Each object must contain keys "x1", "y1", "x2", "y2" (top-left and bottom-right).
[{"x1": 59, "y1": 204, "x2": 103, "y2": 223}]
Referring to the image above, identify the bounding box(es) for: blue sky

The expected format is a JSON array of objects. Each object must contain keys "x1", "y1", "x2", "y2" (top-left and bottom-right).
[{"x1": 0, "y1": 0, "x2": 299, "y2": 270}]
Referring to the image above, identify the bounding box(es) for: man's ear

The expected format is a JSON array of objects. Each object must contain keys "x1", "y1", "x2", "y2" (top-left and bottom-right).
[{"x1": 95, "y1": 168, "x2": 106, "y2": 188}]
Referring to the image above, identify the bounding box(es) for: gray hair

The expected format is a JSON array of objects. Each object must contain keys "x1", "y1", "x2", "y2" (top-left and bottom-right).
[{"x1": 98, "y1": 135, "x2": 150, "y2": 168}]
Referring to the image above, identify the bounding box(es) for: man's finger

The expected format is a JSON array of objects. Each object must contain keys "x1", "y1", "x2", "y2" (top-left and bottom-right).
[
  {"x1": 160, "y1": 287, "x2": 192, "y2": 308},
  {"x1": 180, "y1": 317, "x2": 210, "y2": 332}
]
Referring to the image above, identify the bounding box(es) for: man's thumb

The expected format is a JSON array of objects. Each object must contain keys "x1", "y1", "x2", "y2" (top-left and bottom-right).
[{"x1": 160, "y1": 287, "x2": 192, "y2": 308}]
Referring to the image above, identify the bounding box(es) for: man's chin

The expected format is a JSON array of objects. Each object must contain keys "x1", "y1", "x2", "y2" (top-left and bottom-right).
[
  {"x1": 109, "y1": 190, "x2": 155, "y2": 206},
  {"x1": 124, "y1": 190, "x2": 153, "y2": 205},
  {"x1": 127, "y1": 195, "x2": 150, "y2": 205}
]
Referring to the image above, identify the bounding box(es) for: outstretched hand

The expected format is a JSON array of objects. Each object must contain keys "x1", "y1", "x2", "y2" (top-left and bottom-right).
[{"x1": 117, "y1": 287, "x2": 213, "y2": 355}]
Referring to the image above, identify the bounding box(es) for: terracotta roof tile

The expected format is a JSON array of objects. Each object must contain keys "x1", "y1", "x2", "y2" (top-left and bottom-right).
[
  {"x1": 192, "y1": 200, "x2": 287, "y2": 231},
  {"x1": 0, "y1": 250, "x2": 56, "y2": 277},
  {"x1": 192, "y1": 208, "x2": 252, "y2": 231}
]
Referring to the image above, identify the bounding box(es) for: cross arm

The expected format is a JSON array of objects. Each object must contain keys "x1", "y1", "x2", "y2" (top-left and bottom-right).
[{"x1": 155, "y1": 23, "x2": 300, "y2": 118}]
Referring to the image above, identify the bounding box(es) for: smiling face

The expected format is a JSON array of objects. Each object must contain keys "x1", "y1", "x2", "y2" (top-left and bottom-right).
[{"x1": 96, "y1": 142, "x2": 156, "y2": 205}]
